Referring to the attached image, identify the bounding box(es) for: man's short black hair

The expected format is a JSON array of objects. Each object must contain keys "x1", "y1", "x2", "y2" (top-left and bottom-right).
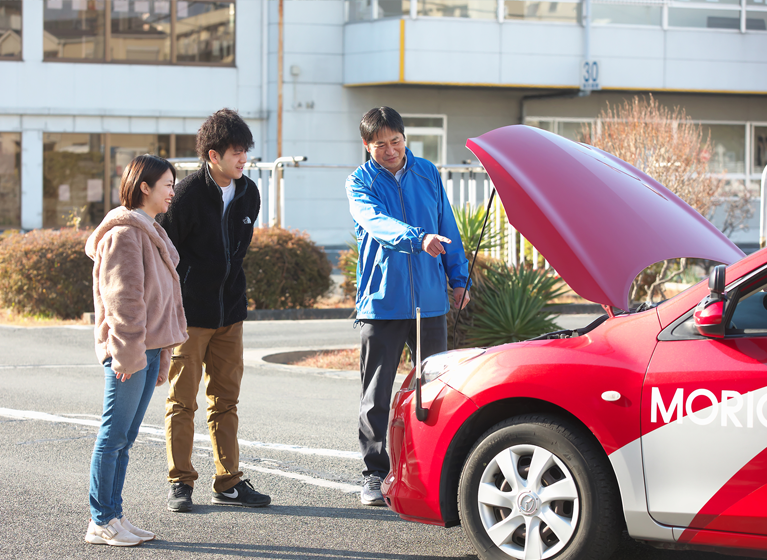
[
  {"x1": 359, "y1": 107, "x2": 405, "y2": 143},
  {"x1": 196, "y1": 108, "x2": 254, "y2": 162}
]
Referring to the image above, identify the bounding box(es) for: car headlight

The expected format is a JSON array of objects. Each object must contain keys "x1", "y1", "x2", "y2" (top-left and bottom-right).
[{"x1": 408, "y1": 348, "x2": 486, "y2": 389}]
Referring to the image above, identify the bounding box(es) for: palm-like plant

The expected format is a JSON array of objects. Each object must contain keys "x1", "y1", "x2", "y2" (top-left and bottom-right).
[
  {"x1": 465, "y1": 264, "x2": 567, "y2": 348},
  {"x1": 451, "y1": 203, "x2": 503, "y2": 257}
]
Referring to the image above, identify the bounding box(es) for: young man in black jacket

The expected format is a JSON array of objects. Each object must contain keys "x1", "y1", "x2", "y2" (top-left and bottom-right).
[{"x1": 158, "y1": 108, "x2": 270, "y2": 512}]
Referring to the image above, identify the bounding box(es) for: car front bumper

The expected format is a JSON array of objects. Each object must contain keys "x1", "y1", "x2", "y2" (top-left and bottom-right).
[{"x1": 382, "y1": 376, "x2": 479, "y2": 526}]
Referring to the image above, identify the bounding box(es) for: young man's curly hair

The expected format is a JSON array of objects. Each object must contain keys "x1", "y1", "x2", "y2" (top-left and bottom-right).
[{"x1": 196, "y1": 108, "x2": 255, "y2": 162}]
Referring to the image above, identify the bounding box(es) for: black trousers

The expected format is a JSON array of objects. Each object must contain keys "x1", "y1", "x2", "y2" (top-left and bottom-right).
[{"x1": 358, "y1": 315, "x2": 447, "y2": 478}]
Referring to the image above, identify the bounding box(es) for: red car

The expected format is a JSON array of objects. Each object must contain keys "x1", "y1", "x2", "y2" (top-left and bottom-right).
[{"x1": 382, "y1": 126, "x2": 767, "y2": 560}]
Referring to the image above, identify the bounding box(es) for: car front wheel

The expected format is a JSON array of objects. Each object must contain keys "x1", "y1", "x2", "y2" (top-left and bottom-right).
[{"x1": 458, "y1": 414, "x2": 622, "y2": 560}]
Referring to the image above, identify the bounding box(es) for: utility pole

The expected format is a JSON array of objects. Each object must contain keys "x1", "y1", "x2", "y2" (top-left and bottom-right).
[{"x1": 276, "y1": 0, "x2": 284, "y2": 226}]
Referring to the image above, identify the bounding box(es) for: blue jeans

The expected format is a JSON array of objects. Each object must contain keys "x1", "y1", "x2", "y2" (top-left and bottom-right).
[{"x1": 89, "y1": 348, "x2": 161, "y2": 525}]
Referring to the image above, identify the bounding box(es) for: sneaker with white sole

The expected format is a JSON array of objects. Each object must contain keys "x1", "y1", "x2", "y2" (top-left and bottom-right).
[
  {"x1": 120, "y1": 516, "x2": 155, "y2": 541},
  {"x1": 360, "y1": 474, "x2": 386, "y2": 506},
  {"x1": 211, "y1": 479, "x2": 271, "y2": 507},
  {"x1": 84, "y1": 518, "x2": 143, "y2": 547}
]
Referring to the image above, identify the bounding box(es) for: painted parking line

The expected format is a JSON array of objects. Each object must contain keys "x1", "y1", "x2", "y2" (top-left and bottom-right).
[
  {"x1": 0, "y1": 407, "x2": 360, "y2": 459},
  {"x1": 0, "y1": 407, "x2": 363, "y2": 493}
]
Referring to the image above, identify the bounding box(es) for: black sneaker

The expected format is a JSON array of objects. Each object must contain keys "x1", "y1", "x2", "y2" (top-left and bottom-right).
[
  {"x1": 212, "y1": 479, "x2": 271, "y2": 508},
  {"x1": 167, "y1": 482, "x2": 193, "y2": 512}
]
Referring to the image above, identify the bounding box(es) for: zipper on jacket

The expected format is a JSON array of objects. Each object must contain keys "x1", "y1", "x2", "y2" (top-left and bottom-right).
[
  {"x1": 395, "y1": 179, "x2": 416, "y2": 319},
  {"x1": 217, "y1": 182, "x2": 248, "y2": 328}
]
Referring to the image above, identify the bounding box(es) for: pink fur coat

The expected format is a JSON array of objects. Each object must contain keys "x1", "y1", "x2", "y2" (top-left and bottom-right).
[{"x1": 86, "y1": 207, "x2": 188, "y2": 377}]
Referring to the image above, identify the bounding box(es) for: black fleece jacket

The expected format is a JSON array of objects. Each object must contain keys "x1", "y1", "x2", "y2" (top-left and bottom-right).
[{"x1": 157, "y1": 166, "x2": 260, "y2": 329}]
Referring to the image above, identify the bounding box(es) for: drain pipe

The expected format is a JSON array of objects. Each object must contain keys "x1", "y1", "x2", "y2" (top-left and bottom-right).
[
  {"x1": 518, "y1": 0, "x2": 592, "y2": 125},
  {"x1": 583, "y1": 0, "x2": 592, "y2": 97},
  {"x1": 261, "y1": 0, "x2": 268, "y2": 159},
  {"x1": 761, "y1": 165, "x2": 767, "y2": 248}
]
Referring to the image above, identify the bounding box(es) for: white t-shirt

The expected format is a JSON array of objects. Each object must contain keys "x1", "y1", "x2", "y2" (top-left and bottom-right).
[
  {"x1": 207, "y1": 163, "x2": 236, "y2": 214},
  {"x1": 220, "y1": 181, "x2": 235, "y2": 214}
]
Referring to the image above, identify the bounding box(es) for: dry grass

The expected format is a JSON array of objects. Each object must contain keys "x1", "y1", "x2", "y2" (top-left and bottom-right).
[
  {"x1": 0, "y1": 307, "x2": 89, "y2": 327},
  {"x1": 289, "y1": 347, "x2": 413, "y2": 374}
]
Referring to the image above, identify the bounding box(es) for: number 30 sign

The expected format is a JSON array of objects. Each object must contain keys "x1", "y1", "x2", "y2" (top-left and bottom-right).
[{"x1": 581, "y1": 60, "x2": 601, "y2": 91}]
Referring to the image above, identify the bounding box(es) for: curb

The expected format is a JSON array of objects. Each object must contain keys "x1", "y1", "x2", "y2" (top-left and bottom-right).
[
  {"x1": 81, "y1": 303, "x2": 601, "y2": 324},
  {"x1": 246, "y1": 308, "x2": 357, "y2": 321},
  {"x1": 243, "y1": 346, "x2": 361, "y2": 379}
]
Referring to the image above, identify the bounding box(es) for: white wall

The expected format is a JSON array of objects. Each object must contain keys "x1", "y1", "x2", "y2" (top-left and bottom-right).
[{"x1": 344, "y1": 17, "x2": 767, "y2": 93}]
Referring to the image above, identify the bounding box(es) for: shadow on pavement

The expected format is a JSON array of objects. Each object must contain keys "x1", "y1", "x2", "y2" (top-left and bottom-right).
[{"x1": 143, "y1": 541, "x2": 477, "y2": 559}]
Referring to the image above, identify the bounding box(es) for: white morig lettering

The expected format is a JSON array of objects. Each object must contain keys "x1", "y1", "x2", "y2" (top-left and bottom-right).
[{"x1": 650, "y1": 387, "x2": 767, "y2": 427}]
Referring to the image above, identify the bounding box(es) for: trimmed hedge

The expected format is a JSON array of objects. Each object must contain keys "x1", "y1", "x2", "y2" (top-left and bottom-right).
[
  {"x1": 243, "y1": 227, "x2": 332, "y2": 309},
  {"x1": 0, "y1": 228, "x2": 93, "y2": 319},
  {"x1": 0, "y1": 225, "x2": 334, "y2": 319}
]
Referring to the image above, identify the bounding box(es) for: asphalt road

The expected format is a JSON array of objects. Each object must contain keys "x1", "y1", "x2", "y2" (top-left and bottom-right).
[{"x1": 0, "y1": 317, "x2": 750, "y2": 560}]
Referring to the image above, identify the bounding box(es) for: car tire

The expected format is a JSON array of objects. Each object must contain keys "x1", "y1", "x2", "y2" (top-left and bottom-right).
[{"x1": 458, "y1": 414, "x2": 622, "y2": 560}]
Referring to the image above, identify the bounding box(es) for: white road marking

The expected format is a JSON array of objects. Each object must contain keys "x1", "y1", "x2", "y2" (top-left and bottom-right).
[
  {"x1": 1, "y1": 407, "x2": 363, "y2": 494},
  {"x1": 0, "y1": 364, "x2": 101, "y2": 370},
  {"x1": 239, "y1": 461, "x2": 360, "y2": 494},
  {"x1": 0, "y1": 407, "x2": 362, "y2": 463}
]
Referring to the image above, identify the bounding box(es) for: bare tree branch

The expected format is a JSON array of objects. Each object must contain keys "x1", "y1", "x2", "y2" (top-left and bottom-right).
[{"x1": 580, "y1": 95, "x2": 741, "y2": 303}]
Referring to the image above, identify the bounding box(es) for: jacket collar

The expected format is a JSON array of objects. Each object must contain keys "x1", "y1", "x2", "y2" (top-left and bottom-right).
[
  {"x1": 86, "y1": 206, "x2": 180, "y2": 272},
  {"x1": 369, "y1": 147, "x2": 415, "y2": 177},
  {"x1": 202, "y1": 163, "x2": 247, "y2": 196}
]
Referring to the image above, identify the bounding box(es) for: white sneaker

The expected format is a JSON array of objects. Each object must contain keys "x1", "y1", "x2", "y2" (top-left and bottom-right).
[
  {"x1": 84, "y1": 518, "x2": 143, "y2": 546},
  {"x1": 360, "y1": 474, "x2": 386, "y2": 506},
  {"x1": 120, "y1": 516, "x2": 155, "y2": 541}
]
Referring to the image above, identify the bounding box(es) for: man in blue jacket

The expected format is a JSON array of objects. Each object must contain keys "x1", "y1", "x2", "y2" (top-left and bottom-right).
[{"x1": 346, "y1": 107, "x2": 471, "y2": 506}]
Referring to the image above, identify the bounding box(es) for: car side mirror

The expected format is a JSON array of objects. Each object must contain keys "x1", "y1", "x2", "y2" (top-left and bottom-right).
[{"x1": 693, "y1": 265, "x2": 727, "y2": 339}]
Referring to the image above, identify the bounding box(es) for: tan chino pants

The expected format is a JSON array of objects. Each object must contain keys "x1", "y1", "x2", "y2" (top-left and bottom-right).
[{"x1": 165, "y1": 322, "x2": 244, "y2": 492}]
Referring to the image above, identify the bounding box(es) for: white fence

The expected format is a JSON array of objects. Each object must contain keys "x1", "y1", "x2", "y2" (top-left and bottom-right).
[{"x1": 169, "y1": 157, "x2": 549, "y2": 269}]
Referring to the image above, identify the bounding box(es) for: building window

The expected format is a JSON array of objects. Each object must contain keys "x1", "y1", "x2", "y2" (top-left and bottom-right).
[
  {"x1": 0, "y1": 0, "x2": 22, "y2": 59},
  {"x1": 403, "y1": 115, "x2": 446, "y2": 166},
  {"x1": 43, "y1": 0, "x2": 235, "y2": 65},
  {"x1": 43, "y1": 132, "x2": 195, "y2": 228},
  {"x1": 753, "y1": 125, "x2": 767, "y2": 176},
  {"x1": 700, "y1": 124, "x2": 746, "y2": 176},
  {"x1": 0, "y1": 132, "x2": 20, "y2": 229},
  {"x1": 43, "y1": 133, "x2": 105, "y2": 228},
  {"x1": 592, "y1": 1, "x2": 662, "y2": 26},
  {"x1": 110, "y1": 0, "x2": 171, "y2": 62},
  {"x1": 416, "y1": 0, "x2": 497, "y2": 18},
  {"x1": 176, "y1": 2, "x2": 235, "y2": 63},
  {"x1": 746, "y1": 0, "x2": 767, "y2": 30},
  {"x1": 346, "y1": 0, "x2": 406, "y2": 21},
  {"x1": 505, "y1": 0, "x2": 580, "y2": 22},
  {"x1": 526, "y1": 118, "x2": 592, "y2": 142}
]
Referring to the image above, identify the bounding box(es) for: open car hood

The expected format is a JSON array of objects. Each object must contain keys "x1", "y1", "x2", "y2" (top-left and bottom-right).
[{"x1": 466, "y1": 125, "x2": 745, "y2": 311}]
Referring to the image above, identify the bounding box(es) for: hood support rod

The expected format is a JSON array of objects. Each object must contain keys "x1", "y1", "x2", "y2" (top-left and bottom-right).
[{"x1": 452, "y1": 188, "x2": 496, "y2": 349}]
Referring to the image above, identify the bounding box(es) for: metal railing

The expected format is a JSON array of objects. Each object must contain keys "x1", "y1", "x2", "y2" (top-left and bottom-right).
[
  {"x1": 168, "y1": 157, "x2": 549, "y2": 269},
  {"x1": 439, "y1": 163, "x2": 549, "y2": 269}
]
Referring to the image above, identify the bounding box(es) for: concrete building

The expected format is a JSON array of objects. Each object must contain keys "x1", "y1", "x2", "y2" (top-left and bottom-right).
[{"x1": 3, "y1": 0, "x2": 767, "y2": 249}]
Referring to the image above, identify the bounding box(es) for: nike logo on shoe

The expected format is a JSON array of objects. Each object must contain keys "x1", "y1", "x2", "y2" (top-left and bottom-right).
[{"x1": 221, "y1": 488, "x2": 238, "y2": 499}]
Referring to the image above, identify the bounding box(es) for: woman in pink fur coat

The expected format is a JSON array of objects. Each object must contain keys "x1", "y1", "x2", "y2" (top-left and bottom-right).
[{"x1": 84, "y1": 155, "x2": 188, "y2": 547}]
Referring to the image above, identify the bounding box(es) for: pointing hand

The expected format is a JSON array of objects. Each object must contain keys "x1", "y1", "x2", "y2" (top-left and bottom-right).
[{"x1": 422, "y1": 234, "x2": 451, "y2": 257}]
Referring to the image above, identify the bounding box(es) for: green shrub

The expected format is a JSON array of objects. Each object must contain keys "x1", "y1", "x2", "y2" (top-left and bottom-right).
[
  {"x1": 449, "y1": 262, "x2": 566, "y2": 349},
  {"x1": 243, "y1": 227, "x2": 332, "y2": 309},
  {"x1": 337, "y1": 236, "x2": 359, "y2": 300},
  {"x1": 0, "y1": 228, "x2": 93, "y2": 319}
]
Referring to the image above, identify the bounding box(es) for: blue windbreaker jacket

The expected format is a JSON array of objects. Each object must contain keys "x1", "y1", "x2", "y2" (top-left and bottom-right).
[{"x1": 346, "y1": 148, "x2": 470, "y2": 320}]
